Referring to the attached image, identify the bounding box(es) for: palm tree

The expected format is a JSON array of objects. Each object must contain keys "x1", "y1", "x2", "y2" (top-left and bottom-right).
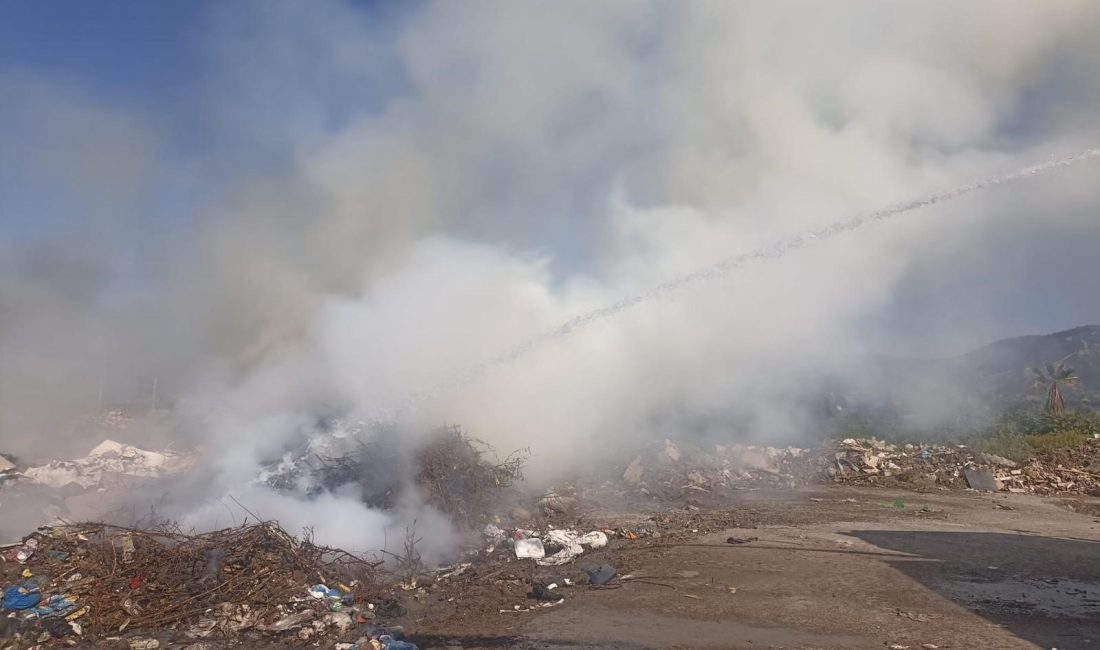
[{"x1": 1026, "y1": 361, "x2": 1079, "y2": 415}]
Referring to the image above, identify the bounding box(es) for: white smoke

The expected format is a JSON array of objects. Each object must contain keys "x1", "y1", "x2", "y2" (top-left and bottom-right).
[{"x1": 3, "y1": 1, "x2": 1100, "y2": 551}]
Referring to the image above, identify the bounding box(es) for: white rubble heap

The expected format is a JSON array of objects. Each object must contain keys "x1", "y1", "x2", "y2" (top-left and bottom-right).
[{"x1": 20, "y1": 439, "x2": 194, "y2": 489}]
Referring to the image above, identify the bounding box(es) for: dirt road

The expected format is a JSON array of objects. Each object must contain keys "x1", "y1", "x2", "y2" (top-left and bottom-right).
[{"x1": 414, "y1": 487, "x2": 1100, "y2": 649}]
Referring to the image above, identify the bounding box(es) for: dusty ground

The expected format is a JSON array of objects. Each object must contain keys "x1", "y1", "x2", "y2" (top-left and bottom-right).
[{"x1": 410, "y1": 486, "x2": 1100, "y2": 649}]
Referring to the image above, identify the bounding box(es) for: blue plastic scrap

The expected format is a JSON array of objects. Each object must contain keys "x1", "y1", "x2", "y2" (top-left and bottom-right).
[
  {"x1": 309, "y1": 583, "x2": 352, "y2": 610},
  {"x1": 2, "y1": 584, "x2": 42, "y2": 611},
  {"x1": 309, "y1": 584, "x2": 343, "y2": 600},
  {"x1": 31, "y1": 593, "x2": 79, "y2": 618}
]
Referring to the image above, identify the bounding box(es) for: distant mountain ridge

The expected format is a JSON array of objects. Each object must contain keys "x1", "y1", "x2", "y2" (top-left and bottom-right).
[
  {"x1": 947, "y1": 325, "x2": 1100, "y2": 406},
  {"x1": 840, "y1": 325, "x2": 1100, "y2": 428}
]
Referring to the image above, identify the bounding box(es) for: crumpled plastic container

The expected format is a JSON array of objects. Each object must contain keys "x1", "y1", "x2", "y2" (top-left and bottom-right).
[{"x1": 513, "y1": 538, "x2": 545, "y2": 559}]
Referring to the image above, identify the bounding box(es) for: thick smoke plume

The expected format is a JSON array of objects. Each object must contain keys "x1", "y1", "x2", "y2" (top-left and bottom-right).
[{"x1": 2, "y1": 1, "x2": 1100, "y2": 551}]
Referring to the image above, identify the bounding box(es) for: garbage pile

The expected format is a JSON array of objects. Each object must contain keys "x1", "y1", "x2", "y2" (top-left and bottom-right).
[
  {"x1": 823, "y1": 437, "x2": 1100, "y2": 495},
  {"x1": 614, "y1": 436, "x2": 1100, "y2": 497},
  {"x1": 263, "y1": 424, "x2": 528, "y2": 527},
  {"x1": 17, "y1": 439, "x2": 194, "y2": 490},
  {"x1": 501, "y1": 525, "x2": 609, "y2": 567},
  {"x1": 0, "y1": 522, "x2": 422, "y2": 648},
  {"x1": 618, "y1": 439, "x2": 817, "y2": 497},
  {"x1": 405, "y1": 524, "x2": 621, "y2": 617}
]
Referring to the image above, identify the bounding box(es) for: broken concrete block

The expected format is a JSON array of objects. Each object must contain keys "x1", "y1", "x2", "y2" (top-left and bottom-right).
[{"x1": 964, "y1": 467, "x2": 1002, "y2": 492}]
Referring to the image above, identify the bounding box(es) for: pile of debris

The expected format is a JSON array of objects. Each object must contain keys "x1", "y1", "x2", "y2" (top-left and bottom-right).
[
  {"x1": 18, "y1": 440, "x2": 194, "y2": 490},
  {"x1": 614, "y1": 436, "x2": 1100, "y2": 497},
  {"x1": 0, "y1": 521, "x2": 422, "y2": 648},
  {"x1": 0, "y1": 439, "x2": 200, "y2": 535},
  {"x1": 618, "y1": 439, "x2": 817, "y2": 497},
  {"x1": 824, "y1": 437, "x2": 1100, "y2": 495},
  {"x1": 264, "y1": 424, "x2": 528, "y2": 528}
]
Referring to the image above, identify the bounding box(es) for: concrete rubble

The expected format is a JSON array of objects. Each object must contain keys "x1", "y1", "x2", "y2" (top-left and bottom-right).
[
  {"x1": 821, "y1": 437, "x2": 1100, "y2": 495},
  {"x1": 614, "y1": 436, "x2": 1100, "y2": 497}
]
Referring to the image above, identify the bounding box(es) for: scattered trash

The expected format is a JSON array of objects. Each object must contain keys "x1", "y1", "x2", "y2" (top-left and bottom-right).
[
  {"x1": 435, "y1": 562, "x2": 471, "y2": 580},
  {"x1": 2, "y1": 583, "x2": 41, "y2": 610},
  {"x1": 31, "y1": 593, "x2": 79, "y2": 617},
  {"x1": 309, "y1": 583, "x2": 350, "y2": 611},
  {"x1": 725, "y1": 536, "x2": 758, "y2": 545},
  {"x1": 579, "y1": 530, "x2": 609, "y2": 548},
  {"x1": 309, "y1": 583, "x2": 344, "y2": 600},
  {"x1": 527, "y1": 581, "x2": 561, "y2": 601},
  {"x1": 536, "y1": 529, "x2": 609, "y2": 566},
  {"x1": 514, "y1": 538, "x2": 545, "y2": 559},
  {"x1": 582, "y1": 563, "x2": 617, "y2": 585},
  {"x1": 129, "y1": 638, "x2": 160, "y2": 650},
  {"x1": 483, "y1": 523, "x2": 506, "y2": 543},
  {"x1": 500, "y1": 599, "x2": 564, "y2": 613},
  {"x1": 896, "y1": 608, "x2": 933, "y2": 622},
  {"x1": 260, "y1": 610, "x2": 314, "y2": 632},
  {"x1": 14, "y1": 538, "x2": 39, "y2": 563},
  {"x1": 42, "y1": 615, "x2": 75, "y2": 637}
]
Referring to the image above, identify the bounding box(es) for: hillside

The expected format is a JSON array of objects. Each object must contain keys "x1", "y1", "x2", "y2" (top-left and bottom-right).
[{"x1": 838, "y1": 325, "x2": 1100, "y2": 429}]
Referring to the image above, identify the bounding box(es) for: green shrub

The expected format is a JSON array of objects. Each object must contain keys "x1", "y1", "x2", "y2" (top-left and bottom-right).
[{"x1": 967, "y1": 409, "x2": 1099, "y2": 461}]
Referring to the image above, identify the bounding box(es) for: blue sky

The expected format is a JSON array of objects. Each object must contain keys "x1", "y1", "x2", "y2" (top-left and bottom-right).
[
  {"x1": 1, "y1": 2, "x2": 207, "y2": 252},
  {"x1": 0, "y1": 1, "x2": 412, "y2": 261},
  {"x1": 0, "y1": 1, "x2": 409, "y2": 102},
  {"x1": 0, "y1": 1, "x2": 207, "y2": 106}
]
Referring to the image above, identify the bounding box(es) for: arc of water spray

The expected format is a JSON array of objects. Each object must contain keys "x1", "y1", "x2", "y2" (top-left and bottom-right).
[{"x1": 378, "y1": 147, "x2": 1100, "y2": 420}]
